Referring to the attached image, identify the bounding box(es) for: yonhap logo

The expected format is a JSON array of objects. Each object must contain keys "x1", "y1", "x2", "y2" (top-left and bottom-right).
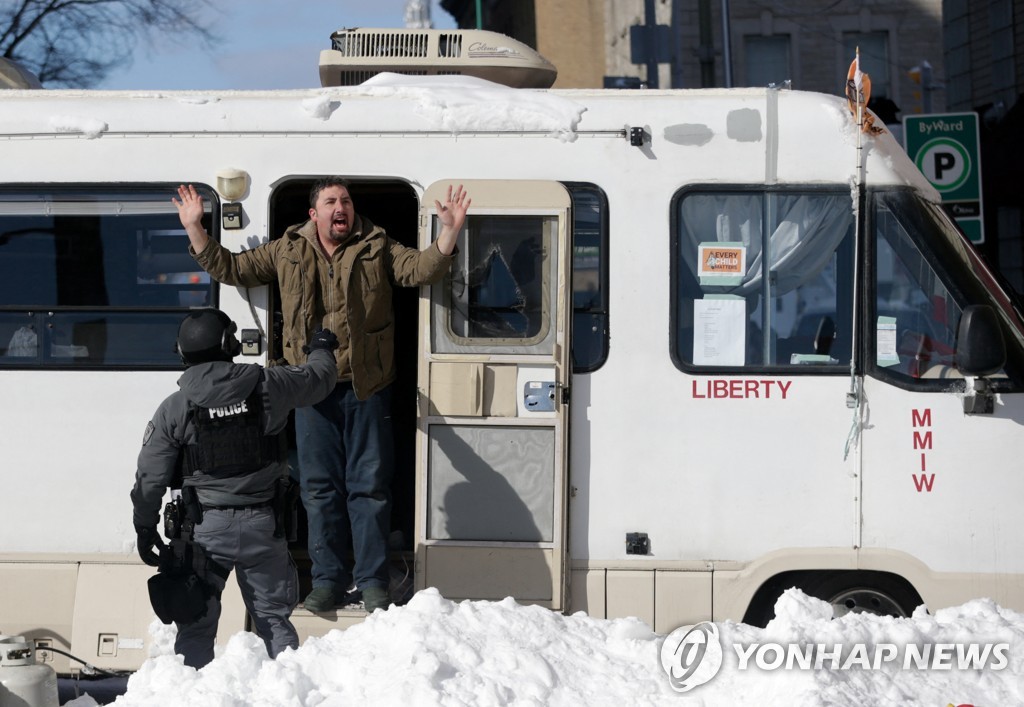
[
  {"x1": 660, "y1": 622, "x2": 724, "y2": 693},
  {"x1": 658, "y1": 622, "x2": 1009, "y2": 694}
]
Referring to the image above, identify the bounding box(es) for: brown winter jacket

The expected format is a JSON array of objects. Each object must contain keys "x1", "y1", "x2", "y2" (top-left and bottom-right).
[{"x1": 192, "y1": 214, "x2": 453, "y2": 399}]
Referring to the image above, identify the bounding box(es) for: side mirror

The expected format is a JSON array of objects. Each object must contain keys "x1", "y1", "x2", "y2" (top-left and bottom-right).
[{"x1": 955, "y1": 305, "x2": 1005, "y2": 377}]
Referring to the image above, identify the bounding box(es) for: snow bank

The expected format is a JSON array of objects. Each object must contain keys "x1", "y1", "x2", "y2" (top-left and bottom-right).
[{"x1": 63, "y1": 587, "x2": 1024, "y2": 706}]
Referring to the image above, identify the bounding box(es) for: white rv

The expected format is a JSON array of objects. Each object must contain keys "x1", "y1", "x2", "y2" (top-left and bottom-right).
[{"x1": 1, "y1": 29, "x2": 1021, "y2": 675}]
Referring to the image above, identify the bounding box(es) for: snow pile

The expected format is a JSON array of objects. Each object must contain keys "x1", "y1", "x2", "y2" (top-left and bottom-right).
[
  {"x1": 47, "y1": 116, "x2": 108, "y2": 139},
  {"x1": 64, "y1": 587, "x2": 1024, "y2": 706},
  {"x1": 708, "y1": 589, "x2": 1024, "y2": 705},
  {"x1": 300, "y1": 94, "x2": 336, "y2": 121},
  {"x1": 356, "y1": 72, "x2": 586, "y2": 141}
]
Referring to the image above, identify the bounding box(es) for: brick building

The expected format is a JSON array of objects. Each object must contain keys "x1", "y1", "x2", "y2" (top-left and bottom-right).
[{"x1": 440, "y1": 0, "x2": 607, "y2": 88}]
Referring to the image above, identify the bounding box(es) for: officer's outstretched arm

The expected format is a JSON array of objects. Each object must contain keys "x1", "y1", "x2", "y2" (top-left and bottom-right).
[{"x1": 263, "y1": 329, "x2": 338, "y2": 412}]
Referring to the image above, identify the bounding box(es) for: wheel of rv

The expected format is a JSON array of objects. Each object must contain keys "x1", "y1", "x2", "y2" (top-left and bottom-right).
[{"x1": 742, "y1": 570, "x2": 924, "y2": 628}]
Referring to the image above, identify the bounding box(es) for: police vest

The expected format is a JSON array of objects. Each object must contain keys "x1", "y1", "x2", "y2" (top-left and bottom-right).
[{"x1": 183, "y1": 384, "x2": 287, "y2": 478}]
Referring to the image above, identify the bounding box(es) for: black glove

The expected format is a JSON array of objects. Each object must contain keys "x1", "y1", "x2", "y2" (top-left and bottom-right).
[
  {"x1": 136, "y1": 525, "x2": 165, "y2": 567},
  {"x1": 303, "y1": 327, "x2": 339, "y2": 354}
]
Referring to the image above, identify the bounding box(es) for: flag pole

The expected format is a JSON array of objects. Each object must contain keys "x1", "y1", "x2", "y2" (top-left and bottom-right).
[
  {"x1": 844, "y1": 46, "x2": 865, "y2": 461},
  {"x1": 855, "y1": 46, "x2": 865, "y2": 187}
]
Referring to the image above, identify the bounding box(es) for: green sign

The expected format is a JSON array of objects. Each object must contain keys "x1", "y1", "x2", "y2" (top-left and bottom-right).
[{"x1": 903, "y1": 112, "x2": 984, "y2": 244}]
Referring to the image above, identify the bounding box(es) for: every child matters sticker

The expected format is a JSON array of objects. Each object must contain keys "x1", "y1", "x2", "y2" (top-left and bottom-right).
[{"x1": 698, "y1": 243, "x2": 745, "y2": 286}]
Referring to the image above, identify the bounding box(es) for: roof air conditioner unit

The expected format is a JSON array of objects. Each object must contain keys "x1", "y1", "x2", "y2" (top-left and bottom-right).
[{"x1": 319, "y1": 28, "x2": 557, "y2": 89}]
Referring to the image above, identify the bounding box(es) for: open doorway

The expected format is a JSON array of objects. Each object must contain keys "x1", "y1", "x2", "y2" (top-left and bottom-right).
[{"x1": 268, "y1": 178, "x2": 421, "y2": 600}]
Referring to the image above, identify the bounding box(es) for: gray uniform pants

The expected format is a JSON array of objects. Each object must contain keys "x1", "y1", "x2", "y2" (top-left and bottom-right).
[{"x1": 174, "y1": 506, "x2": 299, "y2": 668}]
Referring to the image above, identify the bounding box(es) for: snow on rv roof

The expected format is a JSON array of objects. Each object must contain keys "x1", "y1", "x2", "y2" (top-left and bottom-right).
[
  {"x1": 351, "y1": 72, "x2": 585, "y2": 140},
  {"x1": 0, "y1": 76, "x2": 934, "y2": 196},
  {"x1": 1, "y1": 73, "x2": 586, "y2": 142}
]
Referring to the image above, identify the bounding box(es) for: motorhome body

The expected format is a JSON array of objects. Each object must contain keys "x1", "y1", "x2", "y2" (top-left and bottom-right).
[{"x1": 1, "y1": 72, "x2": 1022, "y2": 674}]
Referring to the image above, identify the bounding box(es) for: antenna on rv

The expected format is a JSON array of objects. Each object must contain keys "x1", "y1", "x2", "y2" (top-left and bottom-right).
[{"x1": 318, "y1": 28, "x2": 557, "y2": 89}]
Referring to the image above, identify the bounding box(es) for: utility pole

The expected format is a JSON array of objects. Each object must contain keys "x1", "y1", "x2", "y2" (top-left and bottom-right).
[
  {"x1": 404, "y1": 0, "x2": 432, "y2": 29},
  {"x1": 921, "y1": 61, "x2": 933, "y2": 113},
  {"x1": 721, "y1": 0, "x2": 733, "y2": 87},
  {"x1": 697, "y1": 0, "x2": 715, "y2": 87},
  {"x1": 645, "y1": 0, "x2": 659, "y2": 88},
  {"x1": 909, "y1": 60, "x2": 936, "y2": 114}
]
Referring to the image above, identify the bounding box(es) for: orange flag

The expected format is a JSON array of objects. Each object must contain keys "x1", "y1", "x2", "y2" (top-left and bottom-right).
[{"x1": 845, "y1": 50, "x2": 885, "y2": 135}]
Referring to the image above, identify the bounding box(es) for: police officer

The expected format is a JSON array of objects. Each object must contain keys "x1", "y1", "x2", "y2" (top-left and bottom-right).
[{"x1": 131, "y1": 308, "x2": 338, "y2": 668}]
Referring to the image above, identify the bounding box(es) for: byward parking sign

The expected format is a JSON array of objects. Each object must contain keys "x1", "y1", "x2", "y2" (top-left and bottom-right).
[{"x1": 903, "y1": 112, "x2": 984, "y2": 244}]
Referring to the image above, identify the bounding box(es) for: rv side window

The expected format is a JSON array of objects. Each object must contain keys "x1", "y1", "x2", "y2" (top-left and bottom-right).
[
  {"x1": 0, "y1": 187, "x2": 215, "y2": 368},
  {"x1": 672, "y1": 189, "x2": 854, "y2": 370},
  {"x1": 568, "y1": 184, "x2": 608, "y2": 373}
]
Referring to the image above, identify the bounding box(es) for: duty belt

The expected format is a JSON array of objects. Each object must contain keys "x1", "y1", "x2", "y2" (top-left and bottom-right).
[{"x1": 201, "y1": 500, "x2": 274, "y2": 511}]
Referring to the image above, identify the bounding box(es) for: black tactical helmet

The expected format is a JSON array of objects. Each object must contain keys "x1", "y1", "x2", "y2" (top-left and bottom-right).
[{"x1": 176, "y1": 309, "x2": 241, "y2": 365}]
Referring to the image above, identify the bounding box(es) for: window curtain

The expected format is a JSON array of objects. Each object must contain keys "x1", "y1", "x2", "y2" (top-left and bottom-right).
[{"x1": 679, "y1": 193, "x2": 852, "y2": 296}]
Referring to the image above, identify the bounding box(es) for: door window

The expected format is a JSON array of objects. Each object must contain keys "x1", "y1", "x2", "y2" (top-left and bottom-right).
[
  {"x1": 871, "y1": 191, "x2": 1024, "y2": 385},
  {"x1": 874, "y1": 199, "x2": 961, "y2": 378},
  {"x1": 433, "y1": 213, "x2": 559, "y2": 354}
]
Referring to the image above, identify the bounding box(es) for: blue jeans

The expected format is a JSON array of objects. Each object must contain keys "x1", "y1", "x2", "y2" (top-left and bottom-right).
[{"x1": 295, "y1": 381, "x2": 394, "y2": 592}]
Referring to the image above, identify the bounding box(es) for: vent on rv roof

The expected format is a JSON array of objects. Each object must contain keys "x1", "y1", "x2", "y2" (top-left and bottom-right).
[{"x1": 319, "y1": 28, "x2": 556, "y2": 89}]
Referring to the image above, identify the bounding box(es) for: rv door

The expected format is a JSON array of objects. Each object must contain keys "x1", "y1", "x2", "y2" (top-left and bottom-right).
[{"x1": 415, "y1": 180, "x2": 572, "y2": 610}]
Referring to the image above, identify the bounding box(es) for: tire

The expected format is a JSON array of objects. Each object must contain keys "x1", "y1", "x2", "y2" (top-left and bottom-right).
[
  {"x1": 802, "y1": 571, "x2": 923, "y2": 619},
  {"x1": 743, "y1": 570, "x2": 923, "y2": 627}
]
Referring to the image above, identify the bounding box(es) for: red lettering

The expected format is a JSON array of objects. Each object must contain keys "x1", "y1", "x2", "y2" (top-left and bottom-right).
[
  {"x1": 913, "y1": 431, "x2": 933, "y2": 450},
  {"x1": 911, "y1": 408, "x2": 932, "y2": 427},
  {"x1": 911, "y1": 410, "x2": 933, "y2": 491},
  {"x1": 689, "y1": 379, "x2": 793, "y2": 400},
  {"x1": 912, "y1": 473, "x2": 935, "y2": 492}
]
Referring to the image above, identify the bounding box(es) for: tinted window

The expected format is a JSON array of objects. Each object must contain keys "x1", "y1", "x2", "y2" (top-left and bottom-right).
[
  {"x1": 568, "y1": 184, "x2": 608, "y2": 372},
  {"x1": 870, "y1": 190, "x2": 1024, "y2": 388},
  {"x1": 0, "y1": 187, "x2": 215, "y2": 367}
]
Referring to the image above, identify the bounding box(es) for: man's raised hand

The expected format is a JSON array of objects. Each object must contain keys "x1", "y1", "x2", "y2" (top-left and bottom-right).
[
  {"x1": 172, "y1": 184, "x2": 205, "y2": 230},
  {"x1": 434, "y1": 184, "x2": 471, "y2": 233}
]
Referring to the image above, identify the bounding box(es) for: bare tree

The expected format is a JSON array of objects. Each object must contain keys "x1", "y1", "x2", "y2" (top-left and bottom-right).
[{"x1": 0, "y1": 0, "x2": 216, "y2": 88}]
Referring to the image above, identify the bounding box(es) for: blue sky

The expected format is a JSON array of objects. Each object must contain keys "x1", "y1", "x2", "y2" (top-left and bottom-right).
[{"x1": 98, "y1": 0, "x2": 456, "y2": 90}]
